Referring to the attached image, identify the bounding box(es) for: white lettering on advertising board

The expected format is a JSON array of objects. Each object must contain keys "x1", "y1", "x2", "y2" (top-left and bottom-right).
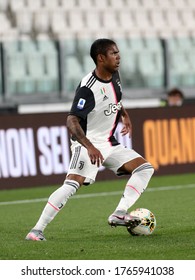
[{"x1": 0, "y1": 126, "x2": 70, "y2": 178}]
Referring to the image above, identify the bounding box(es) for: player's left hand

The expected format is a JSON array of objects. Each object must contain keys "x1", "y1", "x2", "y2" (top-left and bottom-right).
[
  {"x1": 120, "y1": 107, "x2": 132, "y2": 138},
  {"x1": 120, "y1": 118, "x2": 132, "y2": 138}
]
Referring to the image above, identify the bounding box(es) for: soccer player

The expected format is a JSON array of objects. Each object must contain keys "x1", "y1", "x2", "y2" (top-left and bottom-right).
[{"x1": 26, "y1": 38, "x2": 154, "y2": 241}]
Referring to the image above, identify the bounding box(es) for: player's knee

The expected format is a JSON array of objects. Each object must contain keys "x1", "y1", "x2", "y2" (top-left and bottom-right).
[
  {"x1": 66, "y1": 174, "x2": 85, "y2": 187},
  {"x1": 133, "y1": 162, "x2": 154, "y2": 180},
  {"x1": 146, "y1": 164, "x2": 154, "y2": 178}
]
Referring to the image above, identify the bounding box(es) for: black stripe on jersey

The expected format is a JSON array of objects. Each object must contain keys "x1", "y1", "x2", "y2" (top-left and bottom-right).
[
  {"x1": 70, "y1": 146, "x2": 81, "y2": 169},
  {"x1": 86, "y1": 75, "x2": 96, "y2": 88},
  {"x1": 108, "y1": 135, "x2": 120, "y2": 146},
  {"x1": 108, "y1": 101, "x2": 122, "y2": 146}
]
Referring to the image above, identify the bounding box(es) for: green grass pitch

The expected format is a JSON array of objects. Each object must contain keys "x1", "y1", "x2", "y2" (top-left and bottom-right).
[{"x1": 0, "y1": 173, "x2": 195, "y2": 260}]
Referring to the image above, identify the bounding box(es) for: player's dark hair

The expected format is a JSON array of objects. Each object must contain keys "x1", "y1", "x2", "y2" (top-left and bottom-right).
[{"x1": 90, "y1": 38, "x2": 116, "y2": 65}]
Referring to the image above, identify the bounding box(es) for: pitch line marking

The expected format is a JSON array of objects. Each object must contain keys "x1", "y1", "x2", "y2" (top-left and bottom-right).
[{"x1": 0, "y1": 184, "x2": 195, "y2": 206}]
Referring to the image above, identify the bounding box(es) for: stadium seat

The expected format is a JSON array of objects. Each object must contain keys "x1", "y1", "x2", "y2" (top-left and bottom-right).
[
  {"x1": 120, "y1": 51, "x2": 137, "y2": 75},
  {"x1": 120, "y1": 38, "x2": 163, "y2": 88},
  {"x1": 68, "y1": 10, "x2": 86, "y2": 32},
  {"x1": 4, "y1": 38, "x2": 59, "y2": 95},
  {"x1": 62, "y1": 38, "x2": 77, "y2": 55},
  {"x1": 181, "y1": 10, "x2": 195, "y2": 30},
  {"x1": 27, "y1": 52, "x2": 59, "y2": 93},
  {"x1": 60, "y1": 0, "x2": 77, "y2": 10},
  {"x1": 149, "y1": 10, "x2": 167, "y2": 29},
  {"x1": 187, "y1": 50, "x2": 195, "y2": 73},
  {"x1": 187, "y1": 0, "x2": 195, "y2": 7},
  {"x1": 36, "y1": 38, "x2": 57, "y2": 54},
  {"x1": 42, "y1": 0, "x2": 59, "y2": 10},
  {"x1": 121, "y1": 67, "x2": 143, "y2": 88},
  {"x1": 128, "y1": 37, "x2": 146, "y2": 51},
  {"x1": 134, "y1": 11, "x2": 151, "y2": 30},
  {"x1": 45, "y1": 52, "x2": 58, "y2": 79},
  {"x1": 125, "y1": 0, "x2": 142, "y2": 9},
  {"x1": 0, "y1": 0, "x2": 8, "y2": 11},
  {"x1": 50, "y1": 11, "x2": 67, "y2": 35},
  {"x1": 36, "y1": 75, "x2": 58, "y2": 93},
  {"x1": 102, "y1": 11, "x2": 119, "y2": 31},
  {"x1": 6, "y1": 52, "x2": 36, "y2": 94},
  {"x1": 26, "y1": 0, "x2": 42, "y2": 11},
  {"x1": 118, "y1": 11, "x2": 138, "y2": 33},
  {"x1": 141, "y1": 0, "x2": 158, "y2": 9},
  {"x1": 144, "y1": 37, "x2": 162, "y2": 52},
  {"x1": 165, "y1": 10, "x2": 183, "y2": 31},
  {"x1": 16, "y1": 76, "x2": 36, "y2": 94},
  {"x1": 168, "y1": 37, "x2": 195, "y2": 53},
  {"x1": 9, "y1": 0, "x2": 26, "y2": 11},
  {"x1": 171, "y1": 0, "x2": 187, "y2": 8},
  {"x1": 18, "y1": 38, "x2": 37, "y2": 53},
  {"x1": 0, "y1": 13, "x2": 10, "y2": 27},
  {"x1": 168, "y1": 37, "x2": 195, "y2": 87},
  {"x1": 65, "y1": 56, "x2": 83, "y2": 91},
  {"x1": 3, "y1": 40, "x2": 19, "y2": 54},
  {"x1": 137, "y1": 51, "x2": 163, "y2": 87},
  {"x1": 82, "y1": 55, "x2": 95, "y2": 73},
  {"x1": 169, "y1": 52, "x2": 192, "y2": 86},
  {"x1": 27, "y1": 53, "x2": 45, "y2": 79},
  {"x1": 85, "y1": 11, "x2": 102, "y2": 32},
  {"x1": 0, "y1": 29, "x2": 19, "y2": 42},
  {"x1": 113, "y1": 38, "x2": 129, "y2": 53},
  {"x1": 0, "y1": 8, "x2": 18, "y2": 41},
  {"x1": 93, "y1": 29, "x2": 114, "y2": 39},
  {"x1": 0, "y1": 13, "x2": 11, "y2": 36},
  {"x1": 77, "y1": 0, "x2": 94, "y2": 9},
  {"x1": 77, "y1": 38, "x2": 94, "y2": 55},
  {"x1": 108, "y1": 0, "x2": 126, "y2": 9},
  {"x1": 15, "y1": 10, "x2": 33, "y2": 34},
  {"x1": 93, "y1": 0, "x2": 109, "y2": 8},
  {"x1": 149, "y1": 10, "x2": 170, "y2": 36},
  {"x1": 156, "y1": 0, "x2": 172, "y2": 8},
  {"x1": 175, "y1": 37, "x2": 194, "y2": 50},
  {"x1": 34, "y1": 11, "x2": 50, "y2": 33}
]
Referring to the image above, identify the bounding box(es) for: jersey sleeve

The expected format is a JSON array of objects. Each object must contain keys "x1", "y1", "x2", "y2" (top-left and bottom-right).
[{"x1": 69, "y1": 86, "x2": 95, "y2": 120}]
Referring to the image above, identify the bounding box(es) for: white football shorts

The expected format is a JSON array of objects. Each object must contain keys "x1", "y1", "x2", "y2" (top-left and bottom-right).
[{"x1": 67, "y1": 142, "x2": 143, "y2": 185}]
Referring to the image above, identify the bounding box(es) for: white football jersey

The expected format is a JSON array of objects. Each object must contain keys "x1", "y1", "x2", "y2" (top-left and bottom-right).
[{"x1": 69, "y1": 70, "x2": 123, "y2": 146}]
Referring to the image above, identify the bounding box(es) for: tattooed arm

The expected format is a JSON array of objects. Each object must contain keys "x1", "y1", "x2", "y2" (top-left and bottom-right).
[{"x1": 66, "y1": 115, "x2": 104, "y2": 167}]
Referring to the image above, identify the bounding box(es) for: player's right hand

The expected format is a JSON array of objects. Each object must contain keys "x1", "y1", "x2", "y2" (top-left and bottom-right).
[{"x1": 87, "y1": 145, "x2": 104, "y2": 167}]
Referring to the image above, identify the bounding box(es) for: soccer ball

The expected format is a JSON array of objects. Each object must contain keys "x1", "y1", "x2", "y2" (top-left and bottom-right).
[{"x1": 127, "y1": 208, "x2": 156, "y2": 236}]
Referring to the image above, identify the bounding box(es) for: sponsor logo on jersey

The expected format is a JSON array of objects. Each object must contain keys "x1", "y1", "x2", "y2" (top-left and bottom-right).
[
  {"x1": 104, "y1": 101, "x2": 122, "y2": 116},
  {"x1": 103, "y1": 95, "x2": 108, "y2": 101},
  {"x1": 77, "y1": 98, "x2": 86, "y2": 109},
  {"x1": 100, "y1": 87, "x2": 108, "y2": 101}
]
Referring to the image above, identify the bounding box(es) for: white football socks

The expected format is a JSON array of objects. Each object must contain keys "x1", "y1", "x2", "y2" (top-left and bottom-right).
[
  {"x1": 115, "y1": 163, "x2": 154, "y2": 213},
  {"x1": 34, "y1": 180, "x2": 79, "y2": 232}
]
